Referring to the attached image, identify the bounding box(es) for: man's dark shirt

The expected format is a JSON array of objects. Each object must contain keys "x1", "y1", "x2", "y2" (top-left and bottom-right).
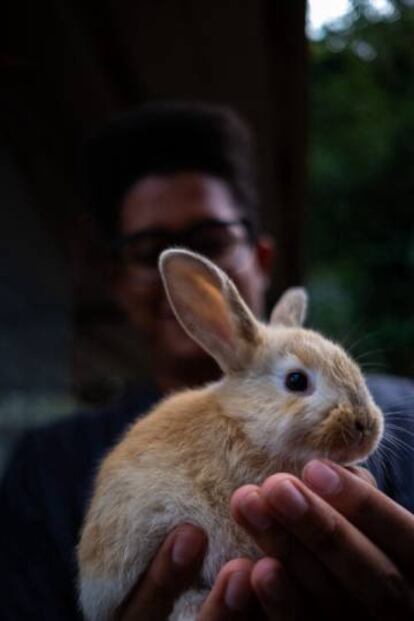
[{"x1": 0, "y1": 375, "x2": 413, "y2": 620}]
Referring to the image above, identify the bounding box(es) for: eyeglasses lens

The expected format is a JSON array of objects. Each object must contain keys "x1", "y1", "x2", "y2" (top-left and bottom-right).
[{"x1": 120, "y1": 220, "x2": 252, "y2": 285}]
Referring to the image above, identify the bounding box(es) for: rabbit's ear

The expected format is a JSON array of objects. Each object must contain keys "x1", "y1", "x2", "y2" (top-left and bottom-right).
[
  {"x1": 270, "y1": 287, "x2": 308, "y2": 327},
  {"x1": 159, "y1": 249, "x2": 261, "y2": 373}
]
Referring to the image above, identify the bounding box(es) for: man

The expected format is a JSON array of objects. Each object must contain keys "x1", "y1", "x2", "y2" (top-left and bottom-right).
[{"x1": 1, "y1": 102, "x2": 413, "y2": 620}]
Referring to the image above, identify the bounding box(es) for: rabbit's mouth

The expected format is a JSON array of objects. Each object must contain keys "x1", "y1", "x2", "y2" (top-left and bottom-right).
[{"x1": 307, "y1": 404, "x2": 384, "y2": 464}]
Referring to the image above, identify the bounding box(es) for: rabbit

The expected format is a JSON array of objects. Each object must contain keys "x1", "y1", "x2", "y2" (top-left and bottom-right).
[{"x1": 78, "y1": 248, "x2": 384, "y2": 621}]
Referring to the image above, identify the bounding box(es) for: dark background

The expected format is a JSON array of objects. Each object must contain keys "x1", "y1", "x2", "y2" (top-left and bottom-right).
[{"x1": 0, "y1": 0, "x2": 412, "y2": 468}]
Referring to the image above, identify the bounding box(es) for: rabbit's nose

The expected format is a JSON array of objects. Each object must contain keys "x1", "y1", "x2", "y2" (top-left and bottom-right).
[
  {"x1": 353, "y1": 409, "x2": 376, "y2": 438},
  {"x1": 354, "y1": 419, "x2": 365, "y2": 433},
  {"x1": 353, "y1": 417, "x2": 369, "y2": 445}
]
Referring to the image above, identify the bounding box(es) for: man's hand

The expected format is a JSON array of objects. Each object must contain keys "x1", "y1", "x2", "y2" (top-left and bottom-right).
[
  {"x1": 116, "y1": 524, "x2": 207, "y2": 620},
  {"x1": 230, "y1": 460, "x2": 414, "y2": 619},
  {"x1": 117, "y1": 462, "x2": 414, "y2": 620},
  {"x1": 116, "y1": 524, "x2": 262, "y2": 621}
]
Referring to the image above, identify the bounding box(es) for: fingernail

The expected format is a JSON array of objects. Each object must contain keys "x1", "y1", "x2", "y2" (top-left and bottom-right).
[
  {"x1": 172, "y1": 527, "x2": 205, "y2": 567},
  {"x1": 239, "y1": 491, "x2": 272, "y2": 531},
  {"x1": 303, "y1": 460, "x2": 342, "y2": 496},
  {"x1": 225, "y1": 571, "x2": 251, "y2": 610},
  {"x1": 269, "y1": 480, "x2": 308, "y2": 521}
]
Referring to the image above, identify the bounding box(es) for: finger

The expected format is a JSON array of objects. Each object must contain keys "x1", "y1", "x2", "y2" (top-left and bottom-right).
[
  {"x1": 118, "y1": 524, "x2": 207, "y2": 621},
  {"x1": 261, "y1": 474, "x2": 414, "y2": 619},
  {"x1": 251, "y1": 557, "x2": 304, "y2": 620},
  {"x1": 302, "y1": 459, "x2": 414, "y2": 577},
  {"x1": 231, "y1": 486, "x2": 359, "y2": 617},
  {"x1": 345, "y1": 465, "x2": 378, "y2": 487},
  {"x1": 197, "y1": 558, "x2": 256, "y2": 621}
]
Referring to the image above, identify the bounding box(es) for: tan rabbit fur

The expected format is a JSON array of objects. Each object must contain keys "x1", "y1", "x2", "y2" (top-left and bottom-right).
[{"x1": 78, "y1": 249, "x2": 384, "y2": 621}]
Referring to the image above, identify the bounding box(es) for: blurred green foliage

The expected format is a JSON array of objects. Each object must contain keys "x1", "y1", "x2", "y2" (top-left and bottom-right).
[{"x1": 307, "y1": 0, "x2": 414, "y2": 377}]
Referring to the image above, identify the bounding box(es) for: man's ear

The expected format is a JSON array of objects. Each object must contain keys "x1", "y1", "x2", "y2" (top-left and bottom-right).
[
  {"x1": 109, "y1": 260, "x2": 142, "y2": 326},
  {"x1": 254, "y1": 234, "x2": 275, "y2": 288}
]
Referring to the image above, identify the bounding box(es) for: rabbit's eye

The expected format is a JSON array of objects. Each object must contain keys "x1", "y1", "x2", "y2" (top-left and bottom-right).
[{"x1": 285, "y1": 371, "x2": 309, "y2": 393}]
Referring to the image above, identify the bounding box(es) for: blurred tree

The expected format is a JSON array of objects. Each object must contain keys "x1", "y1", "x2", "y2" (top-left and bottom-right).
[{"x1": 307, "y1": 0, "x2": 414, "y2": 377}]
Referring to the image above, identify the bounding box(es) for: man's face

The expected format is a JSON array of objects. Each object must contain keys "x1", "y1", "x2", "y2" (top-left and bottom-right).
[{"x1": 113, "y1": 172, "x2": 273, "y2": 364}]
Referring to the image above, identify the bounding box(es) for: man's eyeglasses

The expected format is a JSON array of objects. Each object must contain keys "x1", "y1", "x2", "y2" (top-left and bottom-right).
[{"x1": 112, "y1": 217, "x2": 255, "y2": 286}]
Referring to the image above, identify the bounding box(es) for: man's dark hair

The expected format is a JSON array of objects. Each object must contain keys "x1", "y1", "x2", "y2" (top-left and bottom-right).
[{"x1": 82, "y1": 101, "x2": 260, "y2": 241}]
